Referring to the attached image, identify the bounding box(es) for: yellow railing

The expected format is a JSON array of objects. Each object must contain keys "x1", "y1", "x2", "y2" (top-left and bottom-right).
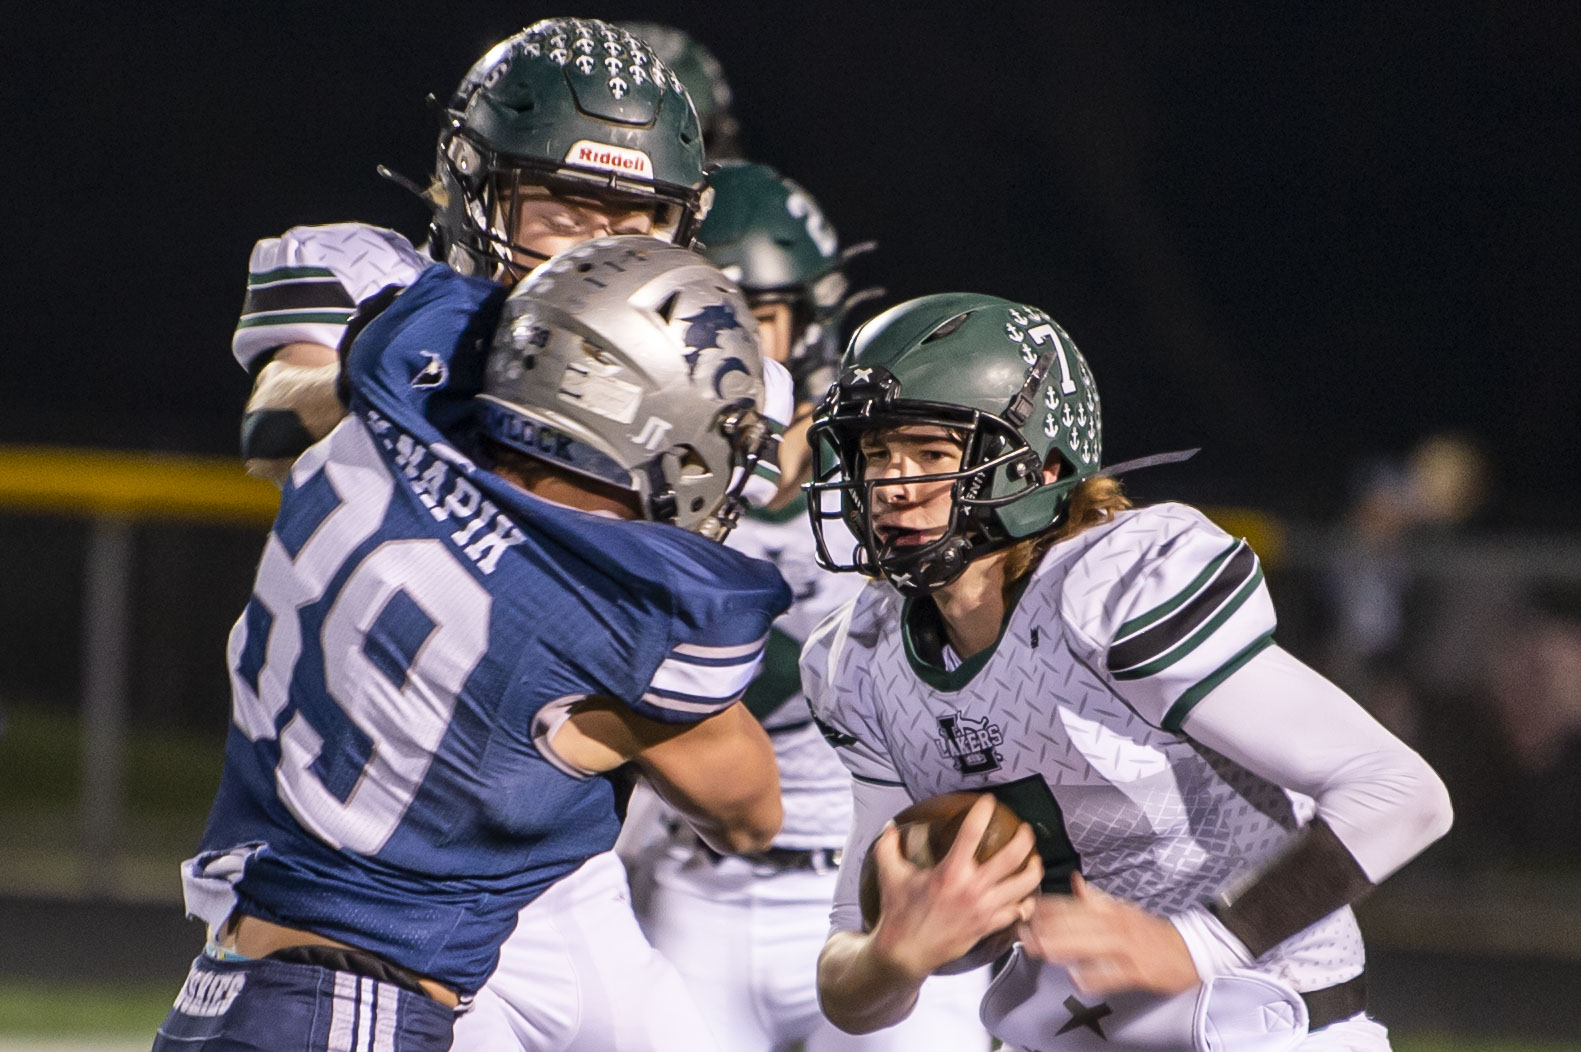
[
  {"x1": 0, "y1": 444, "x2": 1285, "y2": 561},
  {"x1": 0, "y1": 445, "x2": 279, "y2": 524}
]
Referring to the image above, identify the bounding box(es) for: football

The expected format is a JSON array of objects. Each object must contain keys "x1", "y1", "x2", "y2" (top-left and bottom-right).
[{"x1": 857, "y1": 792, "x2": 1035, "y2": 973}]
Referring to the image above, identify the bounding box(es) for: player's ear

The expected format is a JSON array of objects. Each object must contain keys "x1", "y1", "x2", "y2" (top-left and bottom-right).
[{"x1": 1041, "y1": 452, "x2": 1065, "y2": 486}]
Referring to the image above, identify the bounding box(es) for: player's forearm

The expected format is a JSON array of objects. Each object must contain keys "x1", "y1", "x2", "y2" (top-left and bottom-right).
[
  {"x1": 633, "y1": 702, "x2": 782, "y2": 855},
  {"x1": 662, "y1": 755, "x2": 782, "y2": 856},
  {"x1": 241, "y1": 346, "x2": 345, "y2": 485},
  {"x1": 1183, "y1": 644, "x2": 1453, "y2": 955},
  {"x1": 816, "y1": 929, "x2": 925, "y2": 1034}
]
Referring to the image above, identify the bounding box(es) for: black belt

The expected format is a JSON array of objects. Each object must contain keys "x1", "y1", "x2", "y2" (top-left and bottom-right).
[
  {"x1": 1303, "y1": 972, "x2": 1367, "y2": 1030},
  {"x1": 701, "y1": 842, "x2": 844, "y2": 873}
]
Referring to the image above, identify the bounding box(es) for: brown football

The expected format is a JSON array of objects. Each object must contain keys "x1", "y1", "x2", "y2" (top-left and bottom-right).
[{"x1": 857, "y1": 792, "x2": 1034, "y2": 971}]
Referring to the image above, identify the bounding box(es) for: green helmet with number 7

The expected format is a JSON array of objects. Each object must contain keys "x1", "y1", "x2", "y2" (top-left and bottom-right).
[{"x1": 806, "y1": 293, "x2": 1102, "y2": 594}]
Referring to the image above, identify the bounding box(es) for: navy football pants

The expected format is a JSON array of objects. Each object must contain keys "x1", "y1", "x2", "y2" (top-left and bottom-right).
[{"x1": 153, "y1": 952, "x2": 454, "y2": 1051}]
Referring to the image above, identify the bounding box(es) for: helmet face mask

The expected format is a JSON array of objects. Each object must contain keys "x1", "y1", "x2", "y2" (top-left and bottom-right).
[
  {"x1": 432, "y1": 18, "x2": 710, "y2": 281},
  {"x1": 479, "y1": 236, "x2": 773, "y2": 540},
  {"x1": 806, "y1": 295, "x2": 1101, "y2": 595}
]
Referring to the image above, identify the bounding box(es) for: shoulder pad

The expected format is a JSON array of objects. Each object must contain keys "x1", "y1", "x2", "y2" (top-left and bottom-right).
[{"x1": 1062, "y1": 504, "x2": 1276, "y2": 730}]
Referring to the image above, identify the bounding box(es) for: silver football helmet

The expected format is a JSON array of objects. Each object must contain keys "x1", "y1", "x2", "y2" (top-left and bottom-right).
[{"x1": 478, "y1": 236, "x2": 772, "y2": 538}]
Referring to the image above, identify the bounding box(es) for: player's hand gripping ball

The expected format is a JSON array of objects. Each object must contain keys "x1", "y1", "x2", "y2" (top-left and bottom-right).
[{"x1": 858, "y1": 792, "x2": 1036, "y2": 973}]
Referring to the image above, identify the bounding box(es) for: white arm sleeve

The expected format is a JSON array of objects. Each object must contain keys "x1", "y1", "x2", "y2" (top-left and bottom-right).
[
  {"x1": 739, "y1": 357, "x2": 796, "y2": 508},
  {"x1": 830, "y1": 777, "x2": 915, "y2": 935},
  {"x1": 1181, "y1": 643, "x2": 1452, "y2": 883}
]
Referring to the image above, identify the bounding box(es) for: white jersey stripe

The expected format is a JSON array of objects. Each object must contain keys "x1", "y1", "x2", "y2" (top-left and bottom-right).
[
  {"x1": 649, "y1": 651, "x2": 762, "y2": 701},
  {"x1": 671, "y1": 632, "x2": 769, "y2": 660},
  {"x1": 640, "y1": 690, "x2": 738, "y2": 715}
]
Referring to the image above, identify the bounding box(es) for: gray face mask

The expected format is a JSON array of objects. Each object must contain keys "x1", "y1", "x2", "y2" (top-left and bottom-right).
[{"x1": 478, "y1": 236, "x2": 774, "y2": 540}]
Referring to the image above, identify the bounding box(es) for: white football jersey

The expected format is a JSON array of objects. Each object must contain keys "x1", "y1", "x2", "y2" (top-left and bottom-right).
[
  {"x1": 232, "y1": 223, "x2": 431, "y2": 373},
  {"x1": 803, "y1": 502, "x2": 1367, "y2": 991},
  {"x1": 726, "y1": 499, "x2": 866, "y2": 849}
]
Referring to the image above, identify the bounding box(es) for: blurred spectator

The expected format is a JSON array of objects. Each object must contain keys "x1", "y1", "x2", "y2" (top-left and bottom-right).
[
  {"x1": 1321, "y1": 432, "x2": 1581, "y2": 869},
  {"x1": 1319, "y1": 433, "x2": 1491, "y2": 744},
  {"x1": 1425, "y1": 594, "x2": 1581, "y2": 868}
]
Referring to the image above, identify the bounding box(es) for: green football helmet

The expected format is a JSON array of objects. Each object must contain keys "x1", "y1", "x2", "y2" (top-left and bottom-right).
[
  {"x1": 806, "y1": 293, "x2": 1102, "y2": 594},
  {"x1": 698, "y1": 161, "x2": 873, "y2": 403},
  {"x1": 619, "y1": 23, "x2": 742, "y2": 158},
  {"x1": 431, "y1": 18, "x2": 710, "y2": 280}
]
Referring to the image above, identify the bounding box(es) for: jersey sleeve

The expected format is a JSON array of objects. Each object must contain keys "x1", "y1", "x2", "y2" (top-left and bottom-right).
[
  {"x1": 341, "y1": 264, "x2": 503, "y2": 444},
  {"x1": 233, "y1": 223, "x2": 430, "y2": 373},
  {"x1": 630, "y1": 535, "x2": 794, "y2": 726},
  {"x1": 830, "y1": 776, "x2": 915, "y2": 934},
  {"x1": 738, "y1": 357, "x2": 795, "y2": 508},
  {"x1": 801, "y1": 588, "x2": 907, "y2": 788},
  {"x1": 1062, "y1": 504, "x2": 1277, "y2": 732}
]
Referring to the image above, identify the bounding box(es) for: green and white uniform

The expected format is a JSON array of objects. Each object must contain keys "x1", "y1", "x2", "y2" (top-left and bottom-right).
[
  {"x1": 806, "y1": 503, "x2": 1449, "y2": 1050},
  {"x1": 232, "y1": 223, "x2": 429, "y2": 374}
]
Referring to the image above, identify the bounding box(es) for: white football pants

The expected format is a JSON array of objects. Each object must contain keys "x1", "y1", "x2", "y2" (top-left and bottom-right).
[
  {"x1": 454, "y1": 850, "x2": 719, "y2": 1051},
  {"x1": 638, "y1": 840, "x2": 993, "y2": 1052}
]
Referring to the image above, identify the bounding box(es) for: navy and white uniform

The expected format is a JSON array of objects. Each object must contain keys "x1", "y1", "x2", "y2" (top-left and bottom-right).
[{"x1": 160, "y1": 265, "x2": 790, "y2": 1050}]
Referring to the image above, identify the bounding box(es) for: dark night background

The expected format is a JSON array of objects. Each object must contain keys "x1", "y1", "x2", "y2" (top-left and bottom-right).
[{"x1": 2, "y1": 2, "x2": 1577, "y2": 522}]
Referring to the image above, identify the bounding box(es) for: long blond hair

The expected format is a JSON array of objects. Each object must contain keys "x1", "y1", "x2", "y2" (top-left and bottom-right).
[{"x1": 1000, "y1": 476, "x2": 1132, "y2": 604}]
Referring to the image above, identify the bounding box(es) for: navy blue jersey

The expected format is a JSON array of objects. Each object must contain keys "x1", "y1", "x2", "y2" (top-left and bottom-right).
[{"x1": 195, "y1": 266, "x2": 791, "y2": 994}]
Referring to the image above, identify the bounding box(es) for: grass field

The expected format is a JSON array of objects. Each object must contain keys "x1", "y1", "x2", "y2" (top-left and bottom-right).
[
  {"x1": 0, "y1": 981, "x2": 1576, "y2": 1050},
  {"x1": 0, "y1": 705, "x2": 217, "y2": 900}
]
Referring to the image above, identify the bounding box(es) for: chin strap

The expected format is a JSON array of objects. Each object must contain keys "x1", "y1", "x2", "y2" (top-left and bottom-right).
[{"x1": 1096, "y1": 447, "x2": 1200, "y2": 477}]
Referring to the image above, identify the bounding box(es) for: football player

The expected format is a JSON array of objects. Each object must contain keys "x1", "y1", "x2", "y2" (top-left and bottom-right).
[
  {"x1": 621, "y1": 162, "x2": 993, "y2": 1050},
  {"x1": 801, "y1": 295, "x2": 1454, "y2": 1051},
  {"x1": 236, "y1": 18, "x2": 715, "y2": 485},
  {"x1": 619, "y1": 23, "x2": 742, "y2": 160},
  {"x1": 155, "y1": 238, "x2": 790, "y2": 1051}
]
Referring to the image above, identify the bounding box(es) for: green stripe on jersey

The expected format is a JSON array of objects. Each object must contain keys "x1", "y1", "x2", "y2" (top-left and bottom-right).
[
  {"x1": 236, "y1": 310, "x2": 355, "y2": 329},
  {"x1": 741, "y1": 628, "x2": 801, "y2": 721},
  {"x1": 1112, "y1": 565, "x2": 1265, "y2": 681},
  {"x1": 1162, "y1": 632, "x2": 1276, "y2": 731},
  {"x1": 249, "y1": 265, "x2": 337, "y2": 285},
  {"x1": 852, "y1": 772, "x2": 907, "y2": 788},
  {"x1": 1115, "y1": 538, "x2": 1242, "y2": 642},
  {"x1": 748, "y1": 492, "x2": 807, "y2": 524}
]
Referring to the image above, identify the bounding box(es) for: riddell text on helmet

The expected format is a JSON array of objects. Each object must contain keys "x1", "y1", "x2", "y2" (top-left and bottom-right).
[{"x1": 565, "y1": 141, "x2": 653, "y2": 178}]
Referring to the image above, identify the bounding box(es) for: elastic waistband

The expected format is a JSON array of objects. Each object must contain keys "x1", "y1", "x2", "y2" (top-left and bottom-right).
[{"x1": 266, "y1": 944, "x2": 457, "y2": 1007}]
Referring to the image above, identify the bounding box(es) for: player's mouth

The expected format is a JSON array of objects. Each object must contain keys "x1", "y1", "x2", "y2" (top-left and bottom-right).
[{"x1": 875, "y1": 523, "x2": 940, "y2": 548}]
